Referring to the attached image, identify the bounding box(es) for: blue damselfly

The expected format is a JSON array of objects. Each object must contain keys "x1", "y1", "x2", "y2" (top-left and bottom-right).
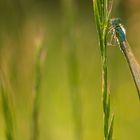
[{"x1": 110, "y1": 18, "x2": 140, "y2": 100}]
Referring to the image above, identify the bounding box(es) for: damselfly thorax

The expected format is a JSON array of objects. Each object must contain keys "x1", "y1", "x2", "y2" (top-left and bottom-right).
[{"x1": 109, "y1": 18, "x2": 126, "y2": 46}]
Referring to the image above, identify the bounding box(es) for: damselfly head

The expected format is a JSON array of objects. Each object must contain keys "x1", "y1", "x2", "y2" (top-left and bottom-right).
[{"x1": 110, "y1": 18, "x2": 121, "y2": 27}]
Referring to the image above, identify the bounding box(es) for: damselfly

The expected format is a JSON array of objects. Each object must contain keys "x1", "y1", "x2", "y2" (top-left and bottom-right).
[{"x1": 109, "y1": 18, "x2": 140, "y2": 100}]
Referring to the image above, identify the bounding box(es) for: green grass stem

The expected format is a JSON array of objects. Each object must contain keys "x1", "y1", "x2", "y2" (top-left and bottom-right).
[
  {"x1": 0, "y1": 75, "x2": 15, "y2": 140},
  {"x1": 61, "y1": 0, "x2": 82, "y2": 140},
  {"x1": 31, "y1": 45, "x2": 44, "y2": 140},
  {"x1": 92, "y1": 0, "x2": 114, "y2": 139}
]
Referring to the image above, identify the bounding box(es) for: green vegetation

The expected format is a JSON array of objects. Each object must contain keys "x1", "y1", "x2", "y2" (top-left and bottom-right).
[
  {"x1": 0, "y1": 78, "x2": 15, "y2": 140},
  {"x1": 32, "y1": 43, "x2": 43, "y2": 140},
  {"x1": 62, "y1": 0, "x2": 82, "y2": 140},
  {"x1": 0, "y1": 1, "x2": 140, "y2": 140},
  {"x1": 93, "y1": 0, "x2": 114, "y2": 139}
]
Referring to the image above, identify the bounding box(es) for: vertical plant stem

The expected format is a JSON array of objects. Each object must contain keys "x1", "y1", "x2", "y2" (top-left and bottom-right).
[
  {"x1": 93, "y1": 0, "x2": 114, "y2": 139},
  {"x1": 68, "y1": 42, "x2": 82, "y2": 140},
  {"x1": 32, "y1": 46, "x2": 43, "y2": 140},
  {"x1": 61, "y1": 0, "x2": 82, "y2": 140},
  {"x1": 0, "y1": 80, "x2": 14, "y2": 140}
]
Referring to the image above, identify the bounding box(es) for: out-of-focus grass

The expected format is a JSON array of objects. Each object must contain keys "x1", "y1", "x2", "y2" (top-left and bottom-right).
[{"x1": 0, "y1": 0, "x2": 140, "y2": 140}]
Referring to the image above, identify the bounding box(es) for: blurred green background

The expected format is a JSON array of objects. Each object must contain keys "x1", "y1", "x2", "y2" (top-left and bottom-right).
[{"x1": 0, "y1": 0, "x2": 140, "y2": 140}]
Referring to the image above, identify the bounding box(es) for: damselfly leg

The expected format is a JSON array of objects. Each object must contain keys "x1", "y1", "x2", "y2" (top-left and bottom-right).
[{"x1": 107, "y1": 26, "x2": 118, "y2": 46}]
